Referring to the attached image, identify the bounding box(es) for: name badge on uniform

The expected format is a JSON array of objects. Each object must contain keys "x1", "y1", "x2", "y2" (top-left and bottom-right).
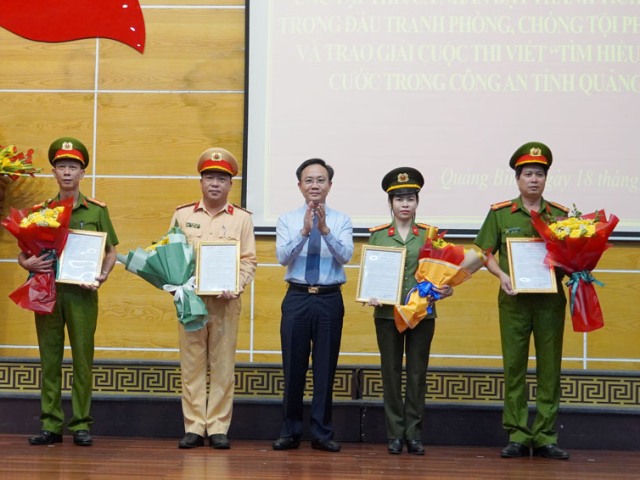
[
  {"x1": 186, "y1": 222, "x2": 201, "y2": 229},
  {"x1": 505, "y1": 227, "x2": 521, "y2": 234}
]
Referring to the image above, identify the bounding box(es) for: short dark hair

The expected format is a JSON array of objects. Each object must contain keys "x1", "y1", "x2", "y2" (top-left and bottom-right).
[{"x1": 296, "y1": 158, "x2": 334, "y2": 181}]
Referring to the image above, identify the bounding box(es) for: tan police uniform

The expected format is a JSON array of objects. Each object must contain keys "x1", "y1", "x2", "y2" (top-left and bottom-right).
[{"x1": 170, "y1": 148, "x2": 257, "y2": 438}]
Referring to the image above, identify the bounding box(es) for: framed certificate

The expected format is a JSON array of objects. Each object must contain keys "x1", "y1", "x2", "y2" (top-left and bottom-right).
[
  {"x1": 196, "y1": 241, "x2": 240, "y2": 295},
  {"x1": 57, "y1": 229, "x2": 107, "y2": 286},
  {"x1": 507, "y1": 238, "x2": 557, "y2": 293},
  {"x1": 356, "y1": 245, "x2": 406, "y2": 305}
]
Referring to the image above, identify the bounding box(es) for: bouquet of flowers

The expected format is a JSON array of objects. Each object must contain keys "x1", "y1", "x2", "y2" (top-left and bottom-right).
[
  {"x1": 531, "y1": 206, "x2": 619, "y2": 332},
  {"x1": 394, "y1": 233, "x2": 485, "y2": 333},
  {"x1": 1, "y1": 197, "x2": 74, "y2": 313},
  {"x1": 0, "y1": 144, "x2": 40, "y2": 209},
  {"x1": 118, "y1": 226, "x2": 208, "y2": 331}
]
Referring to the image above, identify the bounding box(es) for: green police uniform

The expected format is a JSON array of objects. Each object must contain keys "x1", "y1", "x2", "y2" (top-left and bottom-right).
[
  {"x1": 369, "y1": 166, "x2": 438, "y2": 446},
  {"x1": 369, "y1": 220, "x2": 436, "y2": 441},
  {"x1": 475, "y1": 195, "x2": 568, "y2": 448},
  {"x1": 35, "y1": 192, "x2": 118, "y2": 434}
]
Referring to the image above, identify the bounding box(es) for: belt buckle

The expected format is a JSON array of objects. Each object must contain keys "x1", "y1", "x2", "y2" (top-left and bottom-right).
[{"x1": 308, "y1": 286, "x2": 320, "y2": 294}]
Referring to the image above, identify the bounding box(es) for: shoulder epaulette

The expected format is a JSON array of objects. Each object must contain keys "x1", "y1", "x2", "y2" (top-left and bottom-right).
[
  {"x1": 87, "y1": 197, "x2": 106, "y2": 208},
  {"x1": 175, "y1": 202, "x2": 197, "y2": 211},
  {"x1": 415, "y1": 222, "x2": 431, "y2": 230},
  {"x1": 490, "y1": 200, "x2": 513, "y2": 211},
  {"x1": 369, "y1": 223, "x2": 391, "y2": 233},
  {"x1": 548, "y1": 201, "x2": 569, "y2": 213},
  {"x1": 232, "y1": 204, "x2": 253, "y2": 214}
]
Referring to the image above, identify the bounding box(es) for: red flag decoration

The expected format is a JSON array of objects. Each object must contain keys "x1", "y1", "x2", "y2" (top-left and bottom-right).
[{"x1": 0, "y1": 0, "x2": 145, "y2": 53}]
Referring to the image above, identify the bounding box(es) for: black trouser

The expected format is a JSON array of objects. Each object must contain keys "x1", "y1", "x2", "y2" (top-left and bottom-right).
[{"x1": 279, "y1": 288, "x2": 344, "y2": 441}]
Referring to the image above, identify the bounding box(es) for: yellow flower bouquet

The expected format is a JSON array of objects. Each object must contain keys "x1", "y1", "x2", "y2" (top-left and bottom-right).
[{"x1": 0, "y1": 144, "x2": 40, "y2": 179}]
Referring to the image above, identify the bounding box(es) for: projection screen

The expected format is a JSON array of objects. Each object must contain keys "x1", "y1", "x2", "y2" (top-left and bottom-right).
[{"x1": 244, "y1": 0, "x2": 640, "y2": 238}]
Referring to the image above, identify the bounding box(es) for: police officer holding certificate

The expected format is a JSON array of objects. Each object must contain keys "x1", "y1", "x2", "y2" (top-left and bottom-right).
[{"x1": 474, "y1": 142, "x2": 570, "y2": 460}]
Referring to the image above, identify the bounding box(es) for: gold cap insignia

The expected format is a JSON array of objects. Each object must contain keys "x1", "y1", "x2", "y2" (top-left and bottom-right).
[
  {"x1": 397, "y1": 173, "x2": 409, "y2": 183},
  {"x1": 62, "y1": 141, "x2": 73, "y2": 151},
  {"x1": 212, "y1": 152, "x2": 222, "y2": 160},
  {"x1": 530, "y1": 147, "x2": 542, "y2": 156}
]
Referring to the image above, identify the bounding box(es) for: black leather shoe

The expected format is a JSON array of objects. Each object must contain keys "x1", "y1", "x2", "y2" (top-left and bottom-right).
[
  {"x1": 533, "y1": 444, "x2": 570, "y2": 460},
  {"x1": 209, "y1": 433, "x2": 231, "y2": 449},
  {"x1": 388, "y1": 438, "x2": 403, "y2": 454},
  {"x1": 500, "y1": 441, "x2": 530, "y2": 458},
  {"x1": 28, "y1": 430, "x2": 63, "y2": 445},
  {"x1": 178, "y1": 433, "x2": 204, "y2": 449},
  {"x1": 272, "y1": 437, "x2": 301, "y2": 450},
  {"x1": 73, "y1": 430, "x2": 93, "y2": 446},
  {"x1": 406, "y1": 439, "x2": 425, "y2": 455},
  {"x1": 311, "y1": 439, "x2": 341, "y2": 452}
]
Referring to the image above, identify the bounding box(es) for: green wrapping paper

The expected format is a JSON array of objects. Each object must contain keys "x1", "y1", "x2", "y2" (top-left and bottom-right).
[{"x1": 117, "y1": 227, "x2": 208, "y2": 331}]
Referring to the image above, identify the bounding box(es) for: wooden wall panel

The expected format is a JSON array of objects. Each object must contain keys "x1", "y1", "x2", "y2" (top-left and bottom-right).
[
  {"x1": 99, "y1": 8, "x2": 245, "y2": 91},
  {"x1": 0, "y1": 31, "x2": 95, "y2": 90},
  {"x1": 1, "y1": 1, "x2": 639, "y2": 373},
  {"x1": 95, "y1": 93, "x2": 244, "y2": 176}
]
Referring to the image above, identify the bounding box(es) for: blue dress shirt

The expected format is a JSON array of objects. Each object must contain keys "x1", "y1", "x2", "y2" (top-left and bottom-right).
[{"x1": 276, "y1": 204, "x2": 354, "y2": 285}]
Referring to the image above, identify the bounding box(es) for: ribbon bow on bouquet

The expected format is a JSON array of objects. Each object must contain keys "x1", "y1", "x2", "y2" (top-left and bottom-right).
[
  {"x1": 394, "y1": 232, "x2": 485, "y2": 333},
  {"x1": 118, "y1": 227, "x2": 208, "y2": 331},
  {"x1": 531, "y1": 208, "x2": 619, "y2": 332}
]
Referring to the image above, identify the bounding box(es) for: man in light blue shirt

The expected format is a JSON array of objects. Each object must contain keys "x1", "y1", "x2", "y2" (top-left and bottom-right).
[{"x1": 272, "y1": 158, "x2": 353, "y2": 453}]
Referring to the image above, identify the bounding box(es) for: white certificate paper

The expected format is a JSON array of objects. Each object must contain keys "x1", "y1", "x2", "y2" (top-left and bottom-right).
[
  {"x1": 57, "y1": 230, "x2": 107, "y2": 286},
  {"x1": 356, "y1": 245, "x2": 406, "y2": 305},
  {"x1": 196, "y1": 241, "x2": 240, "y2": 295},
  {"x1": 507, "y1": 238, "x2": 557, "y2": 293}
]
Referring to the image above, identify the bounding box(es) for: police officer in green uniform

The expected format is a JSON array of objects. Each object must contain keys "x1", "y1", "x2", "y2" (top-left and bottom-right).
[
  {"x1": 367, "y1": 167, "x2": 452, "y2": 455},
  {"x1": 18, "y1": 137, "x2": 119, "y2": 447},
  {"x1": 474, "y1": 142, "x2": 570, "y2": 460}
]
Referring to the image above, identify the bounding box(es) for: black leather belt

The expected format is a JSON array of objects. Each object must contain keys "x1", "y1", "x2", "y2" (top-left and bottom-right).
[{"x1": 287, "y1": 282, "x2": 342, "y2": 294}]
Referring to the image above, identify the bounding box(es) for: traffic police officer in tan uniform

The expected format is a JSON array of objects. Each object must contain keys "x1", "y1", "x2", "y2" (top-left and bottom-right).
[
  {"x1": 474, "y1": 142, "x2": 570, "y2": 460},
  {"x1": 19, "y1": 137, "x2": 119, "y2": 447},
  {"x1": 170, "y1": 148, "x2": 257, "y2": 450}
]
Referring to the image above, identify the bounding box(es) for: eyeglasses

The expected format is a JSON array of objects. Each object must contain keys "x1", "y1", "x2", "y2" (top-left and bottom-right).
[{"x1": 303, "y1": 177, "x2": 328, "y2": 186}]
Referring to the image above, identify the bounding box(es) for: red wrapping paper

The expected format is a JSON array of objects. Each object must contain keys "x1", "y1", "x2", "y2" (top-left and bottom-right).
[
  {"x1": 1, "y1": 197, "x2": 74, "y2": 313},
  {"x1": 531, "y1": 210, "x2": 619, "y2": 332}
]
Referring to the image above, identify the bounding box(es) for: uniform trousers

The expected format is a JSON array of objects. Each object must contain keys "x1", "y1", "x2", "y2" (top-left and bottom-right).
[
  {"x1": 375, "y1": 317, "x2": 435, "y2": 441},
  {"x1": 498, "y1": 289, "x2": 566, "y2": 448},
  {"x1": 279, "y1": 288, "x2": 344, "y2": 442},
  {"x1": 179, "y1": 295, "x2": 241, "y2": 436},
  {"x1": 35, "y1": 284, "x2": 98, "y2": 433}
]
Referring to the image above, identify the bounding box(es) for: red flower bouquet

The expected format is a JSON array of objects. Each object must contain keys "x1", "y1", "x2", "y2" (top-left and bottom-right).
[
  {"x1": 531, "y1": 208, "x2": 619, "y2": 332},
  {"x1": 394, "y1": 234, "x2": 484, "y2": 333},
  {"x1": 1, "y1": 197, "x2": 74, "y2": 314}
]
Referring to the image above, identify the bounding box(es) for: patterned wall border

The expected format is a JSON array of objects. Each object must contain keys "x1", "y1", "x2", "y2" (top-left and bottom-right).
[{"x1": 0, "y1": 360, "x2": 638, "y2": 408}]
